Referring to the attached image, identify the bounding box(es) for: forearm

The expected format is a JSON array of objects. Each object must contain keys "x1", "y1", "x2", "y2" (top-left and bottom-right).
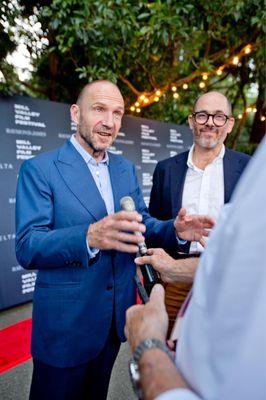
[
  {"x1": 139, "y1": 349, "x2": 188, "y2": 400},
  {"x1": 170, "y1": 258, "x2": 199, "y2": 283},
  {"x1": 135, "y1": 250, "x2": 199, "y2": 284}
]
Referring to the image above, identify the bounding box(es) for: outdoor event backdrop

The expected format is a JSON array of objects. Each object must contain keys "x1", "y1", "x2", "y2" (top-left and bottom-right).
[{"x1": 0, "y1": 95, "x2": 193, "y2": 309}]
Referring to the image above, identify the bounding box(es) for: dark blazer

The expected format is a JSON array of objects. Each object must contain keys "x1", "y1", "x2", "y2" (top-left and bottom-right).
[
  {"x1": 15, "y1": 140, "x2": 177, "y2": 368},
  {"x1": 149, "y1": 147, "x2": 250, "y2": 250}
]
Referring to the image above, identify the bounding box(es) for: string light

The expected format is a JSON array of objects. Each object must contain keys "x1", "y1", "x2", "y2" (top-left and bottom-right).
[
  {"x1": 244, "y1": 45, "x2": 252, "y2": 54},
  {"x1": 238, "y1": 114, "x2": 243, "y2": 119},
  {"x1": 129, "y1": 43, "x2": 253, "y2": 111},
  {"x1": 232, "y1": 56, "x2": 239, "y2": 65},
  {"x1": 260, "y1": 116, "x2": 266, "y2": 121}
]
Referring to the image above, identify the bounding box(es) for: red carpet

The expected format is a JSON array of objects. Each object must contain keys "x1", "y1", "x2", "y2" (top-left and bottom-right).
[{"x1": 0, "y1": 318, "x2": 32, "y2": 373}]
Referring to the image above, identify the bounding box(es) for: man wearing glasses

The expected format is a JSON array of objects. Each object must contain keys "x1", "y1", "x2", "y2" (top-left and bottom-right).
[{"x1": 148, "y1": 91, "x2": 250, "y2": 332}]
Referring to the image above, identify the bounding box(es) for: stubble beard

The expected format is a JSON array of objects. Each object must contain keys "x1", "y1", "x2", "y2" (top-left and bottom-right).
[
  {"x1": 194, "y1": 136, "x2": 220, "y2": 149},
  {"x1": 78, "y1": 123, "x2": 114, "y2": 157},
  {"x1": 194, "y1": 126, "x2": 226, "y2": 150}
]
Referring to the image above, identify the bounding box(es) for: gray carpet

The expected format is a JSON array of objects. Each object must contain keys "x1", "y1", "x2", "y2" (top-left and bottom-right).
[{"x1": 0, "y1": 303, "x2": 136, "y2": 400}]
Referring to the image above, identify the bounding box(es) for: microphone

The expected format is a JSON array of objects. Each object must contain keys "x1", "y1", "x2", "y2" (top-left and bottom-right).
[{"x1": 120, "y1": 196, "x2": 161, "y2": 296}]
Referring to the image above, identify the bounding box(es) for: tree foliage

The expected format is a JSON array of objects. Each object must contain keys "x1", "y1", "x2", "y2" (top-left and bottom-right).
[{"x1": 1, "y1": 0, "x2": 265, "y2": 150}]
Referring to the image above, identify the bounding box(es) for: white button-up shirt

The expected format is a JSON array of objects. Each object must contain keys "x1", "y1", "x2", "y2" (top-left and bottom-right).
[{"x1": 182, "y1": 144, "x2": 225, "y2": 253}]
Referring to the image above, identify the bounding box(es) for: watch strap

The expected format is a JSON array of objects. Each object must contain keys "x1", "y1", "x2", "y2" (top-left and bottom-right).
[{"x1": 133, "y1": 337, "x2": 174, "y2": 363}]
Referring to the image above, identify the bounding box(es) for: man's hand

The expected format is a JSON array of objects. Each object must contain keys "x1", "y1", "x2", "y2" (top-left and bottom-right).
[
  {"x1": 125, "y1": 284, "x2": 168, "y2": 352},
  {"x1": 174, "y1": 207, "x2": 215, "y2": 242},
  {"x1": 126, "y1": 285, "x2": 189, "y2": 398},
  {"x1": 87, "y1": 210, "x2": 146, "y2": 253},
  {"x1": 135, "y1": 248, "x2": 176, "y2": 283},
  {"x1": 135, "y1": 248, "x2": 198, "y2": 283}
]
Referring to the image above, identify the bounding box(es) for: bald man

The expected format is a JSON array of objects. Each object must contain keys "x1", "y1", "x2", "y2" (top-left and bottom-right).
[
  {"x1": 149, "y1": 91, "x2": 250, "y2": 333},
  {"x1": 16, "y1": 81, "x2": 213, "y2": 399}
]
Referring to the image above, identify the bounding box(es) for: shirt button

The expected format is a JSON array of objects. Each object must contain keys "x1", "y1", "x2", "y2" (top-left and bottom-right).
[{"x1": 106, "y1": 284, "x2": 113, "y2": 291}]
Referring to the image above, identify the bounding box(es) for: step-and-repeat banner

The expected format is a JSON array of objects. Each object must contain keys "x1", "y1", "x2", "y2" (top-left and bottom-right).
[{"x1": 0, "y1": 95, "x2": 193, "y2": 309}]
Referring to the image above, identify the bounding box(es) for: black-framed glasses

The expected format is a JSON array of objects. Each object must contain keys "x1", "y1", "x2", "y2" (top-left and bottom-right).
[{"x1": 192, "y1": 112, "x2": 230, "y2": 127}]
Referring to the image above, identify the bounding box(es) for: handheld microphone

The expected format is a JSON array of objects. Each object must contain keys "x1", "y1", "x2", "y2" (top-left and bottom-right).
[{"x1": 120, "y1": 196, "x2": 161, "y2": 296}]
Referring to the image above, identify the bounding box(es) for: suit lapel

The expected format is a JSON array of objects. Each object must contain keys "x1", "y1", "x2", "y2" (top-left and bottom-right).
[
  {"x1": 108, "y1": 152, "x2": 126, "y2": 212},
  {"x1": 55, "y1": 141, "x2": 107, "y2": 221},
  {"x1": 170, "y1": 152, "x2": 188, "y2": 217},
  {"x1": 223, "y1": 148, "x2": 242, "y2": 203}
]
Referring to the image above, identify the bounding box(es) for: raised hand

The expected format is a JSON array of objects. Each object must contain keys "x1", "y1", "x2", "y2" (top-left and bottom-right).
[
  {"x1": 86, "y1": 210, "x2": 146, "y2": 253},
  {"x1": 174, "y1": 208, "x2": 215, "y2": 242},
  {"x1": 135, "y1": 248, "x2": 198, "y2": 283}
]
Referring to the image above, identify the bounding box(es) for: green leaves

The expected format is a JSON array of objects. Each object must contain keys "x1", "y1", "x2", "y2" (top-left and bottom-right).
[{"x1": 2, "y1": 0, "x2": 264, "y2": 148}]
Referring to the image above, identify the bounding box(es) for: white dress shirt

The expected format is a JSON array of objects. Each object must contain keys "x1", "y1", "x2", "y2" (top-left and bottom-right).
[
  {"x1": 156, "y1": 137, "x2": 266, "y2": 400},
  {"x1": 182, "y1": 144, "x2": 225, "y2": 253}
]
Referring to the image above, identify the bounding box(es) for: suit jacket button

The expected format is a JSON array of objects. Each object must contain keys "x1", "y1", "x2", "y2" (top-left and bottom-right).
[{"x1": 106, "y1": 284, "x2": 113, "y2": 291}]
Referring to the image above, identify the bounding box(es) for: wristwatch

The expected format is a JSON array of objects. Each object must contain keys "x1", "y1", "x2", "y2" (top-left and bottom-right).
[{"x1": 128, "y1": 338, "x2": 174, "y2": 399}]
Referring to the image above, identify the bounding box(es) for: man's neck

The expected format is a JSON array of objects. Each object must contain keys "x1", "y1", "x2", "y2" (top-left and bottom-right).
[
  {"x1": 192, "y1": 144, "x2": 223, "y2": 170},
  {"x1": 75, "y1": 134, "x2": 105, "y2": 163}
]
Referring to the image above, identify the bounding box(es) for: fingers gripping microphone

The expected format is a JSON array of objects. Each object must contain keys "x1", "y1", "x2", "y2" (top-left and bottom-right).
[{"x1": 120, "y1": 196, "x2": 161, "y2": 296}]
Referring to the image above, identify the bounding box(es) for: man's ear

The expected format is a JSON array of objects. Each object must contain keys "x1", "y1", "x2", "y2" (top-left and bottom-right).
[
  {"x1": 188, "y1": 115, "x2": 194, "y2": 130},
  {"x1": 227, "y1": 117, "x2": 235, "y2": 134},
  {"x1": 70, "y1": 104, "x2": 79, "y2": 124}
]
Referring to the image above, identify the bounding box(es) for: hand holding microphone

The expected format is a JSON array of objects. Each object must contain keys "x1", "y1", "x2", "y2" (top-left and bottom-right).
[
  {"x1": 87, "y1": 208, "x2": 146, "y2": 253},
  {"x1": 120, "y1": 196, "x2": 161, "y2": 297}
]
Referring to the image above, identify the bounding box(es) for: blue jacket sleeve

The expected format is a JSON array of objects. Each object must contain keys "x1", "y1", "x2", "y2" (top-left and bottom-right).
[{"x1": 15, "y1": 160, "x2": 90, "y2": 270}]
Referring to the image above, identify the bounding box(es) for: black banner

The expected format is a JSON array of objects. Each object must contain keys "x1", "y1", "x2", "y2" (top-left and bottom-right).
[{"x1": 0, "y1": 95, "x2": 192, "y2": 309}]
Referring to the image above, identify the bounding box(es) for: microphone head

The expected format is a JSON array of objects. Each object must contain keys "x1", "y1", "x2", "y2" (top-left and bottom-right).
[{"x1": 120, "y1": 196, "x2": 136, "y2": 212}]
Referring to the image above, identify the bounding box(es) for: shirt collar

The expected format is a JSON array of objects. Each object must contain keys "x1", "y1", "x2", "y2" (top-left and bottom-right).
[
  {"x1": 70, "y1": 134, "x2": 109, "y2": 165},
  {"x1": 187, "y1": 144, "x2": 225, "y2": 169}
]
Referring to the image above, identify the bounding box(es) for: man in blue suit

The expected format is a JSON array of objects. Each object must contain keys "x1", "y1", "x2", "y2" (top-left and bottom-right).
[
  {"x1": 149, "y1": 91, "x2": 250, "y2": 331},
  {"x1": 16, "y1": 81, "x2": 213, "y2": 400}
]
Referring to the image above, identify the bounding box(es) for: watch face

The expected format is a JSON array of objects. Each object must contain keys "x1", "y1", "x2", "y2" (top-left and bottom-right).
[{"x1": 129, "y1": 359, "x2": 142, "y2": 398}]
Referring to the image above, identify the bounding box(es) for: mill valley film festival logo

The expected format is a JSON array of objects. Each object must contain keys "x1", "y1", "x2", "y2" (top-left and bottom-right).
[
  {"x1": 14, "y1": 104, "x2": 46, "y2": 128},
  {"x1": 21, "y1": 272, "x2": 36, "y2": 294},
  {"x1": 16, "y1": 139, "x2": 42, "y2": 160}
]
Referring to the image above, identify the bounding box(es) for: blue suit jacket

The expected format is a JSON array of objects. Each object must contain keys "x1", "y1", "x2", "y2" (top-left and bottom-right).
[
  {"x1": 149, "y1": 147, "x2": 250, "y2": 251},
  {"x1": 16, "y1": 140, "x2": 177, "y2": 367}
]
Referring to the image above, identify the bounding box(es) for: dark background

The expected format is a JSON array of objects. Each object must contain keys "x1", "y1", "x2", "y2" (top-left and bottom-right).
[{"x1": 0, "y1": 95, "x2": 193, "y2": 309}]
